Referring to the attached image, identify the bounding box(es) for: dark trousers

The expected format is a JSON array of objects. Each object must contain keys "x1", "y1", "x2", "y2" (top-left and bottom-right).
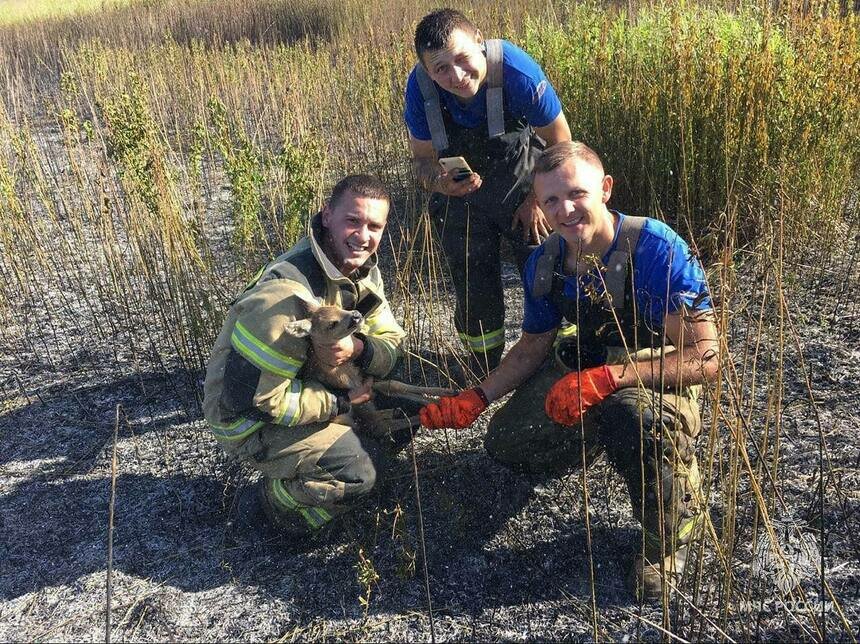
[
  {"x1": 429, "y1": 177, "x2": 533, "y2": 377},
  {"x1": 484, "y1": 359, "x2": 704, "y2": 559}
]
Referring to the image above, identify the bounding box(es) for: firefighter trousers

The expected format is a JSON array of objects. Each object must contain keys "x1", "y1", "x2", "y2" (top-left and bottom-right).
[
  {"x1": 220, "y1": 395, "x2": 419, "y2": 533},
  {"x1": 429, "y1": 185, "x2": 533, "y2": 377},
  {"x1": 484, "y1": 359, "x2": 704, "y2": 560}
]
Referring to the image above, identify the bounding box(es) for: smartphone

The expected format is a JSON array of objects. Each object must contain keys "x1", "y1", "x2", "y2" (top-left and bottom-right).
[{"x1": 438, "y1": 156, "x2": 473, "y2": 182}]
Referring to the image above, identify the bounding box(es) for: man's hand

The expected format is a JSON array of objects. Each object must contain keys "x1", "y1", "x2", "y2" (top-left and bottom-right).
[
  {"x1": 434, "y1": 170, "x2": 482, "y2": 197},
  {"x1": 348, "y1": 378, "x2": 374, "y2": 405},
  {"x1": 313, "y1": 335, "x2": 364, "y2": 367},
  {"x1": 545, "y1": 365, "x2": 618, "y2": 426},
  {"x1": 511, "y1": 194, "x2": 552, "y2": 244},
  {"x1": 410, "y1": 137, "x2": 482, "y2": 197},
  {"x1": 419, "y1": 388, "x2": 488, "y2": 429}
]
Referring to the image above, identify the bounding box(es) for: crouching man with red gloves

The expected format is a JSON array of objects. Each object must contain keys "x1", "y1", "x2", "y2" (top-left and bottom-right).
[{"x1": 420, "y1": 142, "x2": 720, "y2": 601}]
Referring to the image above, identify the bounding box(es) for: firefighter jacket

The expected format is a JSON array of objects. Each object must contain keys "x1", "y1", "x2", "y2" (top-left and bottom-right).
[{"x1": 203, "y1": 215, "x2": 406, "y2": 442}]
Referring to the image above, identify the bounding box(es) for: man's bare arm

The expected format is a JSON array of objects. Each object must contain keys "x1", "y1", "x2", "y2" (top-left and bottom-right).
[
  {"x1": 533, "y1": 112, "x2": 572, "y2": 147},
  {"x1": 608, "y1": 307, "x2": 720, "y2": 390},
  {"x1": 480, "y1": 328, "x2": 558, "y2": 401}
]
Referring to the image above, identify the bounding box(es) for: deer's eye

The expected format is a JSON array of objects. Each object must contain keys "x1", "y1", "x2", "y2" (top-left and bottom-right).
[{"x1": 328, "y1": 321, "x2": 338, "y2": 328}]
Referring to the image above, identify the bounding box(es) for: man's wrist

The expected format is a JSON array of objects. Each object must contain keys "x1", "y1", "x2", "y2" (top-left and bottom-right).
[
  {"x1": 351, "y1": 335, "x2": 365, "y2": 360},
  {"x1": 605, "y1": 364, "x2": 626, "y2": 388},
  {"x1": 413, "y1": 158, "x2": 440, "y2": 191},
  {"x1": 472, "y1": 386, "x2": 490, "y2": 407}
]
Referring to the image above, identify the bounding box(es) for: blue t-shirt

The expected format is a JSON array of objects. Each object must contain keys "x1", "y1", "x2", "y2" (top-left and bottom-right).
[
  {"x1": 403, "y1": 40, "x2": 562, "y2": 140},
  {"x1": 522, "y1": 214, "x2": 712, "y2": 334}
]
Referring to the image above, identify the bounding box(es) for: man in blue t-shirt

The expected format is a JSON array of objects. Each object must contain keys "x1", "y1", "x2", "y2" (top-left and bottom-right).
[
  {"x1": 419, "y1": 142, "x2": 720, "y2": 600},
  {"x1": 405, "y1": 8, "x2": 572, "y2": 375}
]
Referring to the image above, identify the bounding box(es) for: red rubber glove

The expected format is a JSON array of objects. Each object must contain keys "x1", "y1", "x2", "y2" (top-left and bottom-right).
[
  {"x1": 545, "y1": 365, "x2": 618, "y2": 426},
  {"x1": 420, "y1": 388, "x2": 488, "y2": 429}
]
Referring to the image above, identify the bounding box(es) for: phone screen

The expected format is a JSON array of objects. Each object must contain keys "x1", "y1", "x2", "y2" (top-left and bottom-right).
[{"x1": 439, "y1": 156, "x2": 473, "y2": 181}]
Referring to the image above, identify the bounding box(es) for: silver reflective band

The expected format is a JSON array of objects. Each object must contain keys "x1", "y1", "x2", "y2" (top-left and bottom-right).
[{"x1": 485, "y1": 38, "x2": 505, "y2": 139}]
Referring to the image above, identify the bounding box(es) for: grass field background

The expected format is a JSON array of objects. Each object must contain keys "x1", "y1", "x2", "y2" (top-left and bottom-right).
[{"x1": 0, "y1": 0, "x2": 137, "y2": 24}]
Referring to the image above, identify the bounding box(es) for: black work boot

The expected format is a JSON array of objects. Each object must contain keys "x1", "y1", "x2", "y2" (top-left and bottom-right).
[{"x1": 226, "y1": 481, "x2": 280, "y2": 546}]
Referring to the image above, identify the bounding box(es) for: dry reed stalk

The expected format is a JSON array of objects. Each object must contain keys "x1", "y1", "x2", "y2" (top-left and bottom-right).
[
  {"x1": 0, "y1": 0, "x2": 857, "y2": 639},
  {"x1": 408, "y1": 433, "x2": 435, "y2": 643},
  {"x1": 106, "y1": 404, "x2": 121, "y2": 643}
]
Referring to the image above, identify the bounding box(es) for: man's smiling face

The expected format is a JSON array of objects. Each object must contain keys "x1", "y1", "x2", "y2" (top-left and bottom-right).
[
  {"x1": 533, "y1": 158, "x2": 615, "y2": 254},
  {"x1": 321, "y1": 191, "x2": 388, "y2": 276},
  {"x1": 421, "y1": 28, "x2": 487, "y2": 100}
]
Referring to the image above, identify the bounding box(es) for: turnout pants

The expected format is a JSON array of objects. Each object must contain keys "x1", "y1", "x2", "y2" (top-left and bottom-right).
[
  {"x1": 484, "y1": 359, "x2": 703, "y2": 560},
  {"x1": 428, "y1": 116, "x2": 543, "y2": 378},
  {"x1": 219, "y1": 397, "x2": 418, "y2": 533},
  {"x1": 429, "y1": 175, "x2": 533, "y2": 377}
]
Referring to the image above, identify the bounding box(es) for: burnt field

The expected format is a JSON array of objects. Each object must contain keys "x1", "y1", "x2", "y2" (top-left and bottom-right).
[{"x1": 1, "y1": 253, "x2": 859, "y2": 641}]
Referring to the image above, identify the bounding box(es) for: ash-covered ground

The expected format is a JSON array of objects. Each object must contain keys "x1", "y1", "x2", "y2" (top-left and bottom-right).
[{"x1": 1, "y1": 251, "x2": 859, "y2": 642}]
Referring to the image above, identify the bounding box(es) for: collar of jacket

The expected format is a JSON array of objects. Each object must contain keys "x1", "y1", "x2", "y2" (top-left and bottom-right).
[{"x1": 308, "y1": 212, "x2": 378, "y2": 284}]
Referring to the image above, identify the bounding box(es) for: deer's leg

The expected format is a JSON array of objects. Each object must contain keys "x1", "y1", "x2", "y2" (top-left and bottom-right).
[{"x1": 373, "y1": 379, "x2": 458, "y2": 403}]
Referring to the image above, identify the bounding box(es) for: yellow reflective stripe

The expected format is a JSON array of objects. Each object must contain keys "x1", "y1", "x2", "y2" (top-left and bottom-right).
[
  {"x1": 271, "y1": 480, "x2": 333, "y2": 529},
  {"x1": 231, "y1": 321, "x2": 303, "y2": 378},
  {"x1": 458, "y1": 328, "x2": 504, "y2": 353},
  {"x1": 558, "y1": 324, "x2": 577, "y2": 337},
  {"x1": 306, "y1": 505, "x2": 333, "y2": 527},
  {"x1": 643, "y1": 513, "x2": 701, "y2": 547},
  {"x1": 364, "y1": 318, "x2": 386, "y2": 334},
  {"x1": 364, "y1": 317, "x2": 401, "y2": 342},
  {"x1": 275, "y1": 379, "x2": 303, "y2": 426},
  {"x1": 553, "y1": 323, "x2": 578, "y2": 347},
  {"x1": 678, "y1": 513, "x2": 701, "y2": 541},
  {"x1": 209, "y1": 416, "x2": 265, "y2": 440}
]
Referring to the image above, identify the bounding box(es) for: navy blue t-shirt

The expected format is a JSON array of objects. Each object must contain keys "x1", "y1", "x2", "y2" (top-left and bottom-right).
[
  {"x1": 522, "y1": 214, "x2": 712, "y2": 334},
  {"x1": 404, "y1": 40, "x2": 562, "y2": 140}
]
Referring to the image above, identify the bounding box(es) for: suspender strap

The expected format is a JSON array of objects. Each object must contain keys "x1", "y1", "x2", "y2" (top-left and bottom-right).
[
  {"x1": 603, "y1": 215, "x2": 647, "y2": 310},
  {"x1": 484, "y1": 39, "x2": 505, "y2": 139},
  {"x1": 414, "y1": 64, "x2": 449, "y2": 152},
  {"x1": 531, "y1": 232, "x2": 562, "y2": 298}
]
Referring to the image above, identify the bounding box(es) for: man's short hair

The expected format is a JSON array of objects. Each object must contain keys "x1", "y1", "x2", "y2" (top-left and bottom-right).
[
  {"x1": 414, "y1": 9, "x2": 478, "y2": 59},
  {"x1": 534, "y1": 141, "x2": 605, "y2": 176},
  {"x1": 329, "y1": 174, "x2": 391, "y2": 209}
]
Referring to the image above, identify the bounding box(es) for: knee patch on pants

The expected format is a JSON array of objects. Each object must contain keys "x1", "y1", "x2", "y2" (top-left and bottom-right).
[
  {"x1": 275, "y1": 428, "x2": 378, "y2": 510},
  {"x1": 596, "y1": 387, "x2": 704, "y2": 555},
  {"x1": 314, "y1": 430, "x2": 377, "y2": 502}
]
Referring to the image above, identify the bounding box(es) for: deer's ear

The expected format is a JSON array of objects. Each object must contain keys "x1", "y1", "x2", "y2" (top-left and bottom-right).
[
  {"x1": 292, "y1": 296, "x2": 319, "y2": 317},
  {"x1": 284, "y1": 318, "x2": 313, "y2": 338}
]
